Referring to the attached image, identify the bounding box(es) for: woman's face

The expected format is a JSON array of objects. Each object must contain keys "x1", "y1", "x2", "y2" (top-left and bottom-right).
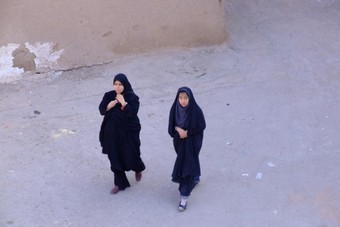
[
  {"x1": 178, "y1": 92, "x2": 189, "y2": 108},
  {"x1": 114, "y1": 80, "x2": 124, "y2": 94}
]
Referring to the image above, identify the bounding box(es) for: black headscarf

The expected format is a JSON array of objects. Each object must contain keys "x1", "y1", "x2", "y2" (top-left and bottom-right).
[
  {"x1": 113, "y1": 73, "x2": 134, "y2": 94},
  {"x1": 175, "y1": 87, "x2": 190, "y2": 128},
  {"x1": 168, "y1": 86, "x2": 206, "y2": 138}
]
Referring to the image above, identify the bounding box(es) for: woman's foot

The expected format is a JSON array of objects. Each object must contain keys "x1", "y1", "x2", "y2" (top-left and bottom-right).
[
  {"x1": 135, "y1": 172, "x2": 142, "y2": 182},
  {"x1": 110, "y1": 185, "x2": 120, "y2": 194},
  {"x1": 178, "y1": 199, "x2": 187, "y2": 211}
]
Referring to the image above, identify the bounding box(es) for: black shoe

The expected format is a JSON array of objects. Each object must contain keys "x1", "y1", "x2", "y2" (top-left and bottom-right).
[
  {"x1": 194, "y1": 176, "x2": 200, "y2": 185},
  {"x1": 178, "y1": 201, "x2": 187, "y2": 211}
]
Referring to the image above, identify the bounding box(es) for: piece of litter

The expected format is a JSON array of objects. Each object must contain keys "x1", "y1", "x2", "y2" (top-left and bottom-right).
[
  {"x1": 226, "y1": 142, "x2": 232, "y2": 145},
  {"x1": 52, "y1": 128, "x2": 76, "y2": 138},
  {"x1": 267, "y1": 162, "x2": 276, "y2": 167},
  {"x1": 256, "y1": 172, "x2": 262, "y2": 179},
  {"x1": 241, "y1": 173, "x2": 249, "y2": 177}
]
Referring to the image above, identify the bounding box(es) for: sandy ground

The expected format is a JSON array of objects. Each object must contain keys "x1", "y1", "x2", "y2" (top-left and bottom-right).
[{"x1": 1, "y1": 0, "x2": 340, "y2": 226}]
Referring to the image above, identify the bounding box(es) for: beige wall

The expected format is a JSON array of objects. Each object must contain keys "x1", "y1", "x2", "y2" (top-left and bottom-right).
[{"x1": 0, "y1": 0, "x2": 227, "y2": 74}]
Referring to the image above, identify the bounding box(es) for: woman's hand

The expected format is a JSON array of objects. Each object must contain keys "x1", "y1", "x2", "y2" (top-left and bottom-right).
[
  {"x1": 175, "y1": 126, "x2": 188, "y2": 139},
  {"x1": 107, "y1": 100, "x2": 118, "y2": 111},
  {"x1": 116, "y1": 94, "x2": 127, "y2": 106}
]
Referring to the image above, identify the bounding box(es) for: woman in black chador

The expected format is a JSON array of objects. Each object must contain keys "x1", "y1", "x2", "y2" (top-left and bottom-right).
[
  {"x1": 168, "y1": 87, "x2": 206, "y2": 211},
  {"x1": 99, "y1": 73, "x2": 145, "y2": 194}
]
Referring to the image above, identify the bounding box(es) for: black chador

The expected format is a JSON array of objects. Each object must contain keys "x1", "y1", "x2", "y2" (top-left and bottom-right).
[
  {"x1": 168, "y1": 86, "x2": 206, "y2": 204},
  {"x1": 99, "y1": 74, "x2": 145, "y2": 192}
]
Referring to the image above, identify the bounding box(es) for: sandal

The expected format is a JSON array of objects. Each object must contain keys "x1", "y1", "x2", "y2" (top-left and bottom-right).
[{"x1": 135, "y1": 172, "x2": 142, "y2": 182}]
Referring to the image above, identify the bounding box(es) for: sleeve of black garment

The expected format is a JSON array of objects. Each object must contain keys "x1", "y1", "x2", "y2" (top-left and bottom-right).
[
  {"x1": 123, "y1": 98, "x2": 139, "y2": 118},
  {"x1": 99, "y1": 92, "x2": 111, "y2": 116},
  {"x1": 187, "y1": 108, "x2": 206, "y2": 136},
  {"x1": 168, "y1": 105, "x2": 176, "y2": 138}
]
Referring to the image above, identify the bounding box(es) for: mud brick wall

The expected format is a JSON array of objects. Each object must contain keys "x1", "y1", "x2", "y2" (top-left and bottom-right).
[{"x1": 0, "y1": 0, "x2": 227, "y2": 74}]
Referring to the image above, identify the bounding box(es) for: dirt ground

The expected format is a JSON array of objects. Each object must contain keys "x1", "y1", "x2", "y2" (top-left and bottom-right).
[{"x1": 1, "y1": 0, "x2": 340, "y2": 226}]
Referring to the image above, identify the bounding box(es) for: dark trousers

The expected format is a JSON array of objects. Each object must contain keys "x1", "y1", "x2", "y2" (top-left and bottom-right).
[
  {"x1": 108, "y1": 157, "x2": 145, "y2": 191},
  {"x1": 111, "y1": 168, "x2": 131, "y2": 190},
  {"x1": 178, "y1": 176, "x2": 197, "y2": 197}
]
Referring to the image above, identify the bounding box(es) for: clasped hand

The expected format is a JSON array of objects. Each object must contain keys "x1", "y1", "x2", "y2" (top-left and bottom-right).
[
  {"x1": 107, "y1": 99, "x2": 118, "y2": 110},
  {"x1": 175, "y1": 126, "x2": 188, "y2": 139},
  {"x1": 115, "y1": 94, "x2": 126, "y2": 106},
  {"x1": 106, "y1": 94, "x2": 126, "y2": 110}
]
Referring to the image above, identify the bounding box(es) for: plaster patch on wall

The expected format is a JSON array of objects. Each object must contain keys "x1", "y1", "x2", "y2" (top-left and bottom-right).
[
  {"x1": 0, "y1": 42, "x2": 64, "y2": 83},
  {"x1": 25, "y1": 42, "x2": 64, "y2": 70},
  {"x1": 0, "y1": 44, "x2": 24, "y2": 83}
]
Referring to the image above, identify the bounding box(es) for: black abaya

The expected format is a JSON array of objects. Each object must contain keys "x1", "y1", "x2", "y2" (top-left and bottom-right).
[
  {"x1": 99, "y1": 74, "x2": 145, "y2": 189},
  {"x1": 168, "y1": 87, "x2": 206, "y2": 184}
]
